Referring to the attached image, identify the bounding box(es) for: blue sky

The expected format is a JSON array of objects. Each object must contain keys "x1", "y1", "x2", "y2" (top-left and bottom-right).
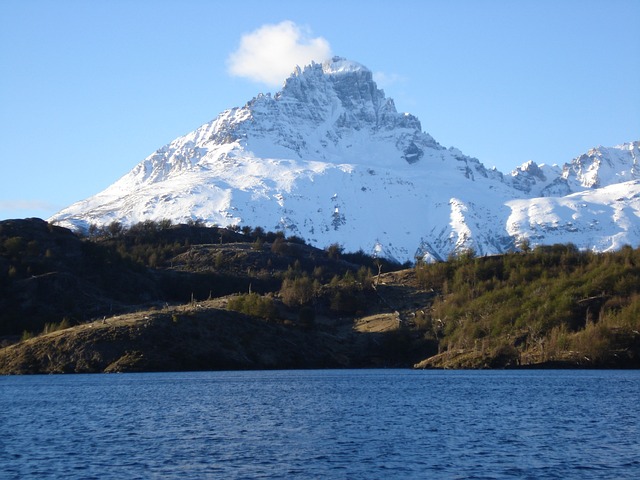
[{"x1": 1, "y1": 0, "x2": 638, "y2": 221}]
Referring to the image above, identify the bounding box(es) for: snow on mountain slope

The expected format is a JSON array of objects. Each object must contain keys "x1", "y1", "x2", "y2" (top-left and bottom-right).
[
  {"x1": 49, "y1": 57, "x2": 640, "y2": 262},
  {"x1": 563, "y1": 141, "x2": 640, "y2": 189},
  {"x1": 507, "y1": 161, "x2": 569, "y2": 197},
  {"x1": 507, "y1": 142, "x2": 640, "y2": 198},
  {"x1": 507, "y1": 180, "x2": 640, "y2": 251}
]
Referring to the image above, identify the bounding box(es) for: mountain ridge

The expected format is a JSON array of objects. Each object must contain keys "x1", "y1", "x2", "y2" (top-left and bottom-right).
[{"x1": 49, "y1": 57, "x2": 640, "y2": 262}]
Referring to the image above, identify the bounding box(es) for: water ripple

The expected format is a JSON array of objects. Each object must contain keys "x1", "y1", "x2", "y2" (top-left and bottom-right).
[{"x1": 1, "y1": 370, "x2": 639, "y2": 479}]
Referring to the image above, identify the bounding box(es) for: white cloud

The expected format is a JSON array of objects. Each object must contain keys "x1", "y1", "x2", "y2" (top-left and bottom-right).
[{"x1": 227, "y1": 21, "x2": 332, "y2": 87}]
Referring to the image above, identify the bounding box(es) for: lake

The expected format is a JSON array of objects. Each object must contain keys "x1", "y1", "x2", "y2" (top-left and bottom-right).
[{"x1": 1, "y1": 369, "x2": 639, "y2": 479}]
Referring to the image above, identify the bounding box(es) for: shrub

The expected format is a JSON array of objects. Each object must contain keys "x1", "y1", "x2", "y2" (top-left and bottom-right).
[
  {"x1": 415, "y1": 261, "x2": 451, "y2": 289},
  {"x1": 215, "y1": 251, "x2": 226, "y2": 269},
  {"x1": 21, "y1": 330, "x2": 35, "y2": 341},
  {"x1": 227, "y1": 293, "x2": 277, "y2": 320},
  {"x1": 271, "y1": 237, "x2": 288, "y2": 255},
  {"x1": 187, "y1": 218, "x2": 205, "y2": 227},
  {"x1": 287, "y1": 235, "x2": 306, "y2": 245},
  {"x1": 42, "y1": 317, "x2": 73, "y2": 335},
  {"x1": 280, "y1": 275, "x2": 315, "y2": 307},
  {"x1": 252, "y1": 237, "x2": 264, "y2": 251},
  {"x1": 251, "y1": 226, "x2": 265, "y2": 239},
  {"x1": 326, "y1": 243, "x2": 343, "y2": 260},
  {"x1": 4, "y1": 237, "x2": 24, "y2": 256},
  {"x1": 571, "y1": 322, "x2": 611, "y2": 363},
  {"x1": 106, "y1": 221, "x2": 125, "y2": 238},
  {"x1": 329, "y1": 290, "x2": 360, "y2": 315},
  {"x1": 546, "y1": 325, "x2": 570, "y2": 359},
  {"x1": 357, "y1": 266, "x2": 373, "y2": 287}
]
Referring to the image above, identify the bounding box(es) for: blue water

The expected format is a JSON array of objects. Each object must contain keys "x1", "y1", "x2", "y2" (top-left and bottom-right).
[{"x1": 1, "y1": 370, "x2": 639, "y2": 479}]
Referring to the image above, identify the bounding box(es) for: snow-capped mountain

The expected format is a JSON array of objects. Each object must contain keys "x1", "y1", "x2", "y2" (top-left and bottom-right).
[
  {"x1": 49, "y1": 57, "x2": 640, "y2": 262},
  {"x1": 507, "y1": 142, "x2": 640, "y2": 197}
]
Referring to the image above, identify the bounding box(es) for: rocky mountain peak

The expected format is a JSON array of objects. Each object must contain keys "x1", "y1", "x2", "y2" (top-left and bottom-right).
[
  {"x1": 514, "y1": 160, "x2": 545, "y2": 178},
  {"x1": 47, "y1": 57, "x2": 640, "y2": 263},
  {"x1": 563, "y1": 141, "x2": 640, "y2": 189},
  {"x1": 276, "y1": 56, "x2": 404, "y2": 131},
  {"x1": 212, "y1": 57, "x2": 438, "y2": 164}
]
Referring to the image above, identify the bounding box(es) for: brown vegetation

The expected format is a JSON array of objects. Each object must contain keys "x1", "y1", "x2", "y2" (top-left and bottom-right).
[{"x1": 1, "y1": 218, "x2": 639, "y2": 373}]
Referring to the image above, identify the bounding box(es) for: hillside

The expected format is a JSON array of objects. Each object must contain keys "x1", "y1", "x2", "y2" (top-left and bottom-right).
[
  {"x1": 0, "y1": 301, "x2": 384, "y2": 374},
  {"x1": 413, "y1": 245, "x2": 640, "y2": 368},
  {"x1": 1, "y1": 218, "x2": 639, "y2": 373},
  {"x1": 0, "y1": 218, "x2": 401, "y2": 337},
  {"x1": 0, "y1": 218, "x2": 431, "y2": 373}
]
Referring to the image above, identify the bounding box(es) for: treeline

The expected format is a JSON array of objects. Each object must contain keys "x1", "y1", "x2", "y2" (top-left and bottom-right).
[
  {"x1": 86, "y1": 219, "x2": 405, "y2": 268},
  {"x1": 415, "y1": 244, "x2": 640, "y2": 365},
  {"x1": 0, "y1": 218, "x2": 399, "y2": 339},
  {"x1": 112, "y1": 218, "x2": 386, "y2": 328},
  {"x1": 228, "y1": 266, "x2": 375, "y2": 326},
  {"x1": 6, "y1": 217, "x2": 638, "y2": 367},
  {"x1": 87, "y1": 219, "x2": 263, "y2": 268}
]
